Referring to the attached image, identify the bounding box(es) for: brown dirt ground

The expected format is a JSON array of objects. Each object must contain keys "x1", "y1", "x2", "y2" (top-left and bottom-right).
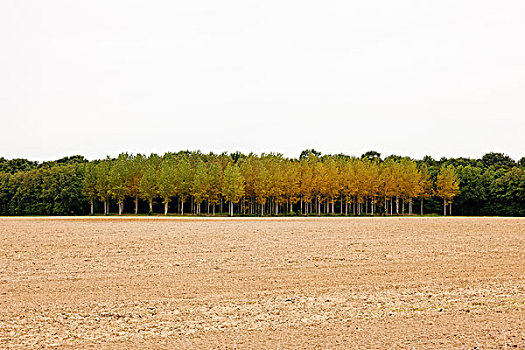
[{"x1": 0, "y1": 217, "x2": 524, "y2": 349}]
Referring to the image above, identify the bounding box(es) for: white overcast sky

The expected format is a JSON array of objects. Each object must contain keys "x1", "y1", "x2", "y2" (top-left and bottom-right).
[{"x1": 1, "y1": 0, "x2": 524, "y2": 162}]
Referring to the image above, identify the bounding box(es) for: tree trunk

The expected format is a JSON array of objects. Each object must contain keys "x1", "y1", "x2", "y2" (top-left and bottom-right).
[
  {"x1": 181, "y1": 200, "x2": 184, "y2": 215},
  {"x1": 164, "y1": 202, "x2": 168, "y2": 215},
  {"x1": 420, "y1": 198, "x2": 423, "y2": 216},
  {"x1": 443, "y1": 198, "x2": 446, "y2": 216},
  {"x1": 409, "y1": 198, "x2": 412, "y2": 215},
  {"x1": 396, "y1": 196, "x2": 399, "y2": 215},
  {"x1": 90, "y1": 198, "x2": 94, "y2": 215},
  {"x1": 449, "y1": 202, "x2": 452, "y2": 216},
  {"x1": 149, "y1": 200, "x2": 153, "y2": 213},
  {"x1": 103, "y1": 200, "x2": 107, "y2": 215},
  {"x1": 135, "y1": 195, "x2": 139, "y2": 215},
  {"x1": 118, "y1": 202, "x2": 123, "y2": 215}
]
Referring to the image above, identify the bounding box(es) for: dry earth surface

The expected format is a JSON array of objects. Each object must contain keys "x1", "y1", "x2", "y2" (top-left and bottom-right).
[{"x1": 0, "y1": 217, "x2": 524, "y2": 349}]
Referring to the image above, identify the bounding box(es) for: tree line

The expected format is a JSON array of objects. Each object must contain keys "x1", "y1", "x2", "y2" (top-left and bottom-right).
[{"x1": 0, "y1": 151, "x2": 524, "y2": 216}]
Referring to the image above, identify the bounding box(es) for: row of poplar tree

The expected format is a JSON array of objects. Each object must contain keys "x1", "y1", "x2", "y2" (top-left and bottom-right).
[
  {"x1": 0, "y1": 150, "x2": 460, "y2": 216},
  {"x1": 1, "y1": 150, "x2": 523, "y2": 216}
]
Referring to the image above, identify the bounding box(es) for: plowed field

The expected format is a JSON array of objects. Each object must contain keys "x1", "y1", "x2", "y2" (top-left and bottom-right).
[{"x1": 1, "y1": 217, "x2": 524, "y2": 349}]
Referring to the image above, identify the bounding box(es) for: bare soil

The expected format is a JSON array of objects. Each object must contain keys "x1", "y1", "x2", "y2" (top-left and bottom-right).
[{"x1": 0, "y1": 217, "x2": 524, "y2": 349}]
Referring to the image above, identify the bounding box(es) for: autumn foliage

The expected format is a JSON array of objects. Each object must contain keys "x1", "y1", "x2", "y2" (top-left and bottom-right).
[{"x1": 78, "y1": 151, "x2": 459, "y2": 216}]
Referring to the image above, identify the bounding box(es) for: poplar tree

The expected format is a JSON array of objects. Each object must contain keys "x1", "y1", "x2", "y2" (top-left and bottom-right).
[
  {"x1": 108, "y1": 154, "x2": 130, "y2": 215},
  {"x1": 126, "y1": 154, "x2": 145, "y2": 215},
  {"x1": 366, "y1": 160, "x2": 381, "y2": 215},
  {"x1": 436, "y1": 166, "x2": 460, "y2": 215},
  {"x1": 158, "y1": 156, "x2": 177, "y2": 215},
  {"x1": 207, "y1": 160, "x2": 223, "y2": 215},
  {"x1": 312, "y1": 160, "x2": 325, "y2": 215},
  {"x1": 253, "y1": 159, "x2": 270, "y2": 215},
  {"x1": 95, "y1": 160, "x2": 112, "y2": 215},
  {"x1": 418, "y1": 164, "x2": 433, "y2": 215},
  {"x1": 82, "y1": 162, "x2": 97, "y2": 215},
  {"x1": 354, "y1": 160, "x2": 368, "y2": 215},
  {"x1": 324, "y1": 158, "x2": 341, "y2": 214},
  {"x1": 400, "y1": 158, "x2": 421, "y2": 215},
  {"x1": 239, "y1": 155, "x2": 259, "y2": 215},
  {"x1": 342, "y1": 158, "x2": 360, "y2": 215},
  {"x1": 190, "y1": 158, "x2": 208, "y2": 215},
  {"x1": 266, "y1": 154, "x2": 285, "y2": 215},
  {"x1": 139, "y1": 155, "x2": 160, "y2": 213},
  {"x1": 282, "y1": 161, "x2": 300, "y2": 214},
  {"x1": 174, "y1": 156, "x2": 192, "y2": 215},
  {"x1": 299, "y1": 158, "x2": 315, "y2": 215},
  {"x1": 380, "y1": 159, "x2": 397, "y2": 215},
  {"x1": 222, "y1": 163, "x2": 245, "y2": 216},
  {"x1": 390, "y1": 161, "x2": 403, "y2": 214}
]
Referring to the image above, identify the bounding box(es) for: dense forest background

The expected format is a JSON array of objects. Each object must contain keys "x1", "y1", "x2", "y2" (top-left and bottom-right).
[{"x1": 0, "y1": 151, "x2": 524, "y2": 216}]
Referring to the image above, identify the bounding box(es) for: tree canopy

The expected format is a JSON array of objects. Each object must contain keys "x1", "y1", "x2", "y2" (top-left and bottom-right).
[{"x1": 0, "y1": 150, "x2": 524, "y2": 216}]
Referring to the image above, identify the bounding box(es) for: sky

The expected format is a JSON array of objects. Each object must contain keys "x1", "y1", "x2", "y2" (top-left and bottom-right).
[{"x1": 1, "y1": 0, "x2": 524, "y2": 162}]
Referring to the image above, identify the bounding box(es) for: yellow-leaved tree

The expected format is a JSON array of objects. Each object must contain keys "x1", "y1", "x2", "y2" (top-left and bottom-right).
[
  {"x1": 400, "y1": 158, "x2": 421, "y2": 215},
  {"x1": 436, "y1": 166, "x2": 460, "y2": 215},
  {"x1": 222, "y1": 163, "x2": 245, "y2": 216},
  {"x1": 417, "y1": 164, "x2": 433, "y2": 215},
  {"x1": 380, "y1": 159, "x2": 397, "y2": 215},
  {"x1": 299, "y1": 158, "x2": 315, "y2": 215},
  {"x1": 282, "y1": 161, "x2": 300, "y2": 214}
]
